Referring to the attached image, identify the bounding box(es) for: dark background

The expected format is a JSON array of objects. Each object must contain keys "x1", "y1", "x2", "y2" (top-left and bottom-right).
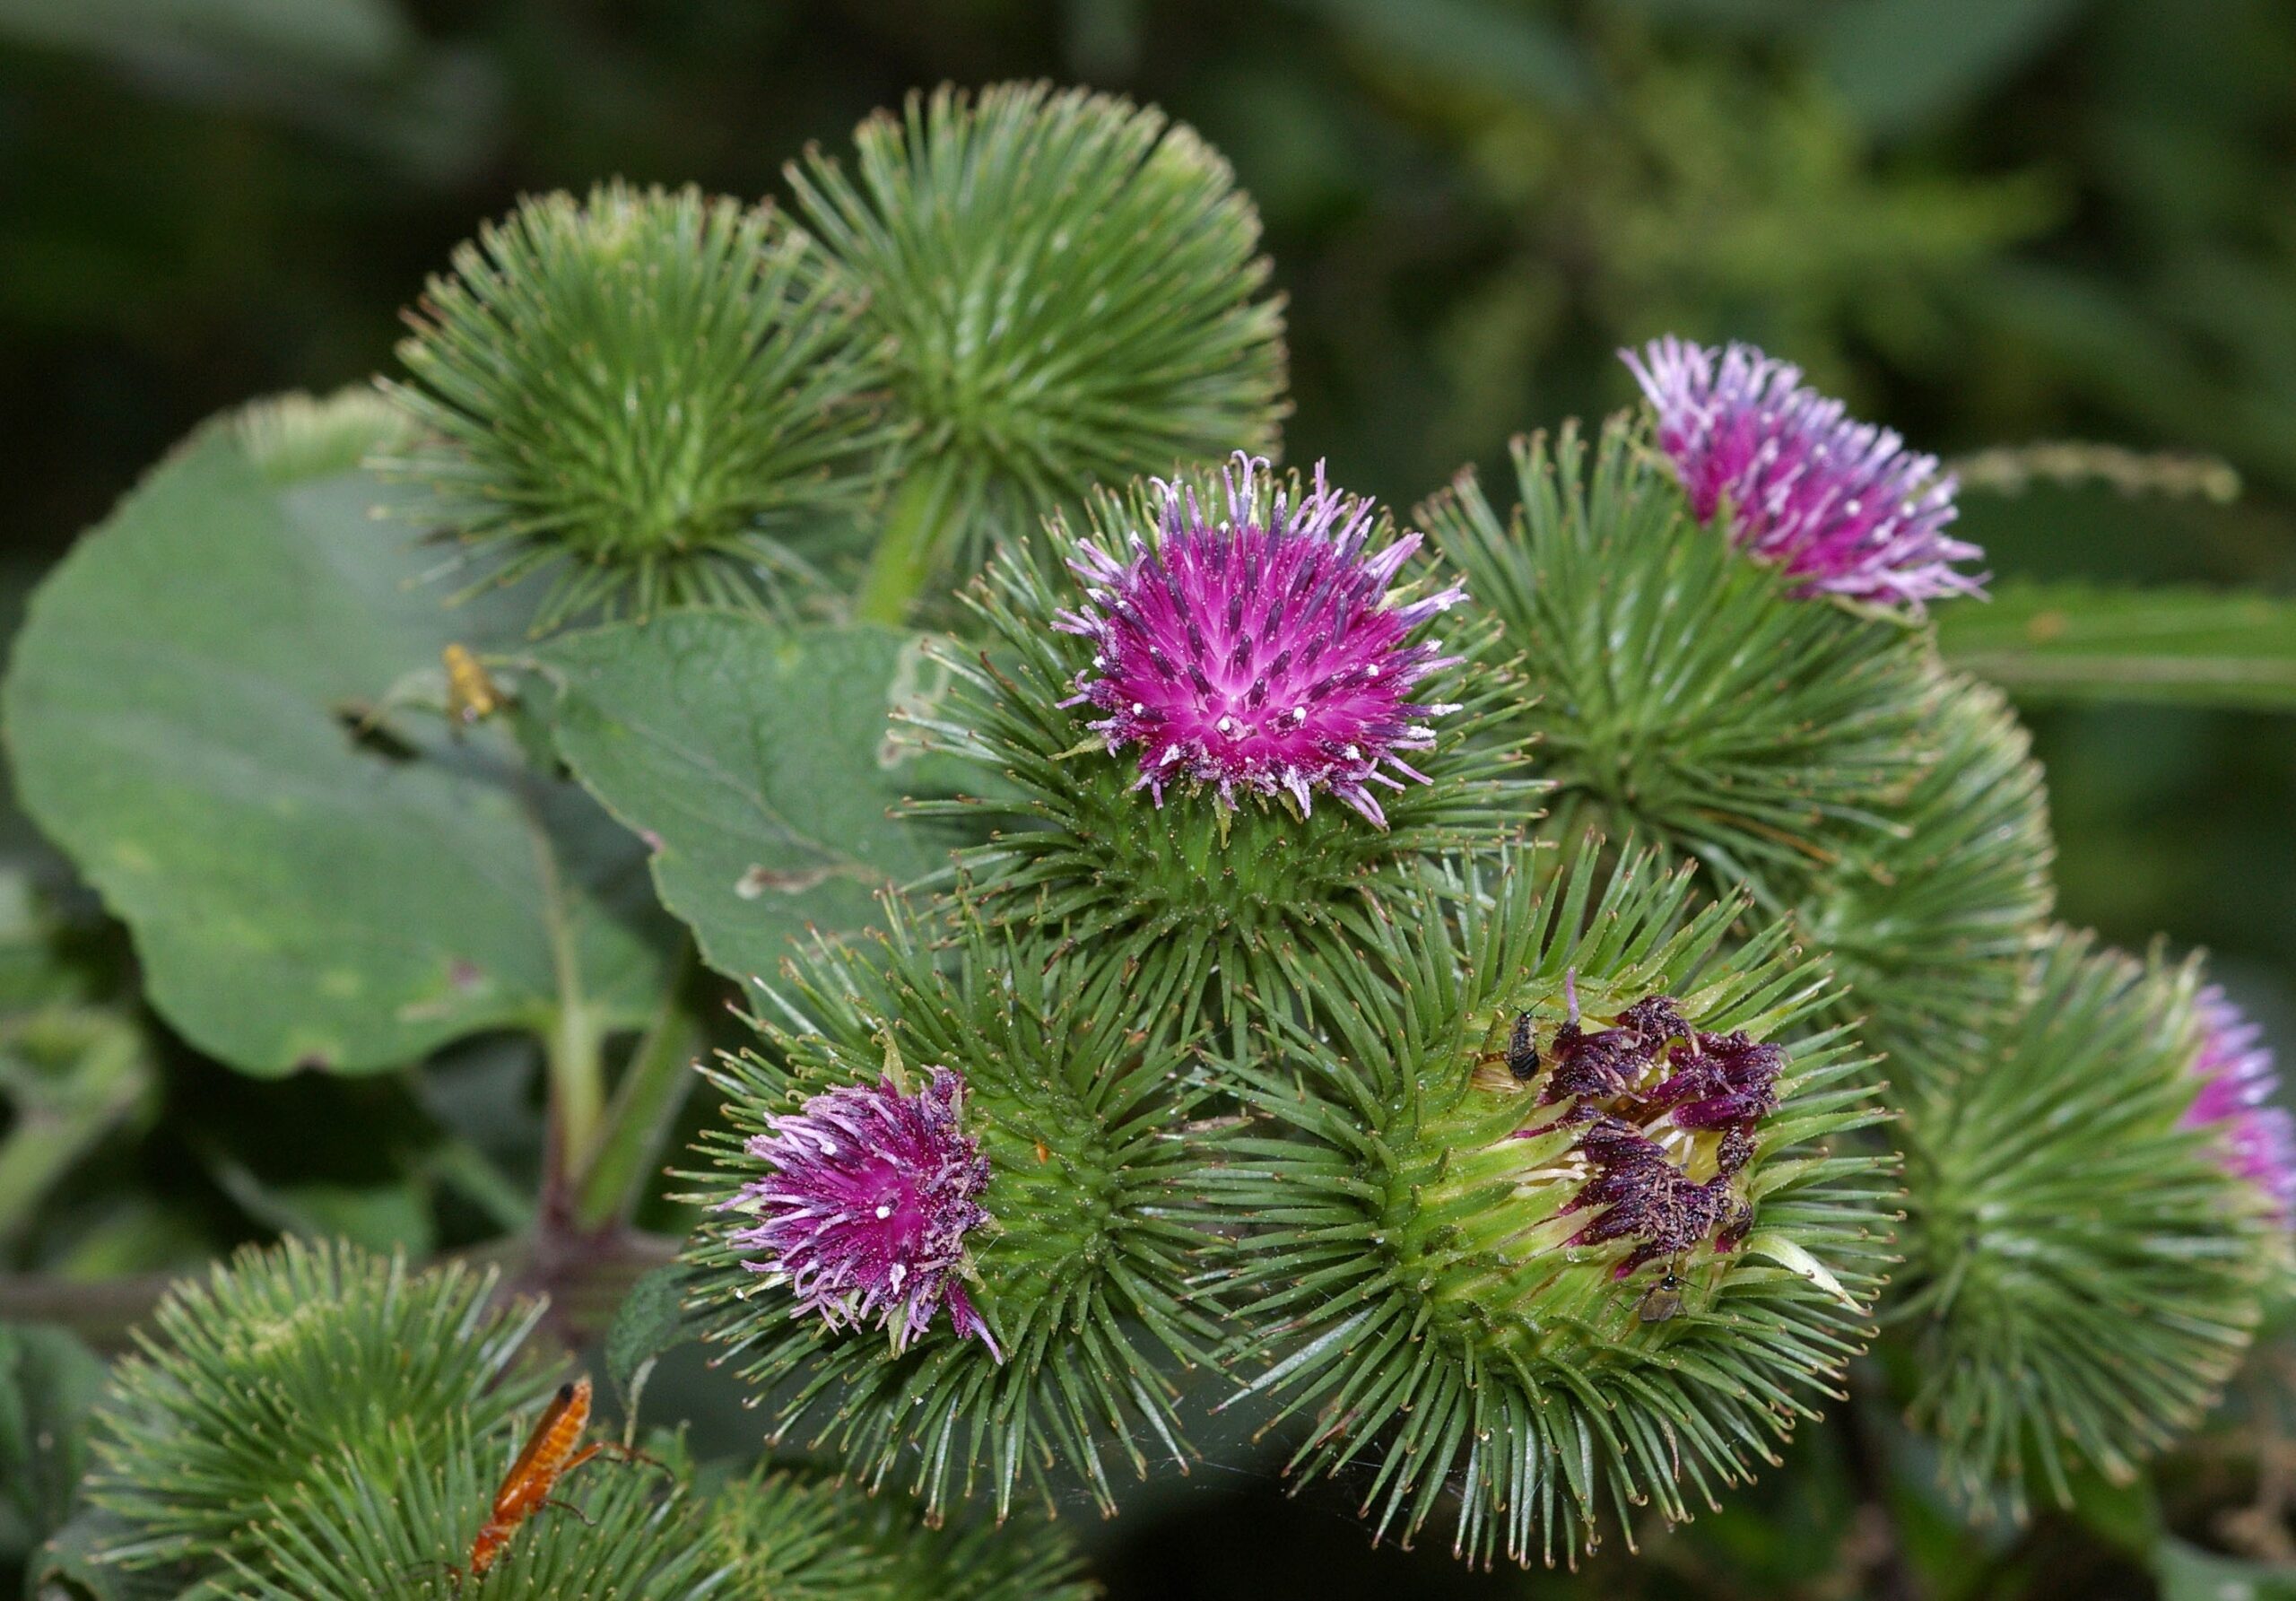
[{"x1": 3, "y1": 2, "x2": 2292, "y2": 1596}]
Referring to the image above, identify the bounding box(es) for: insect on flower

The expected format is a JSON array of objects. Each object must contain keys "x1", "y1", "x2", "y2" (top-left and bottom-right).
[
  {"x1": 1504, "y1": 1010, "x2": 1541, "y2": 1082},
  {"x1": 1634, "y1": 1258, "x2": 1688, "y2": 1324},
  {"x1": 432, "y1": 1376, "x2": 653, "y2": 1588}
]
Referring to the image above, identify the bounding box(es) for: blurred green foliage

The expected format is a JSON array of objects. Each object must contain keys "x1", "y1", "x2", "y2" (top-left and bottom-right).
[{"x1": 0, "y1": 1, "x2": 2292, "y2": 1597}]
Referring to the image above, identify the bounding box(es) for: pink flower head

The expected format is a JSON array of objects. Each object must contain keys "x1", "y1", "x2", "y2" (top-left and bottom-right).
[
  {"x1": 1054, "y1": 451, "x2": 1466, "y2": 827},
  {"x1": 1622, "y1": 336, "x2": 1985, "y2": 610},
  {"x1": 723, "y1": 1068, "x2": 1001, "y2": 1359},
  {"x1": 2182, "y1": 986, "x2": 2296, "y2": 1220}
]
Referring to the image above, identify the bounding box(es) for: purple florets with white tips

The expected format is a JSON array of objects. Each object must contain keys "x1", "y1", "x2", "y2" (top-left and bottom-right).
[
  {"x1": 2182, "y1": 986, "x2": 2296, "y2": 1220},
  {"x1": 722, "y1": 1067, "x2": 1001, "y2": 1359},
  {"x1": 1622, "y1": 335, "x2": 1986, "y2": 609},
  {"x1": 1053, "y1": 451, "x2": 1466, "y2": 827}
]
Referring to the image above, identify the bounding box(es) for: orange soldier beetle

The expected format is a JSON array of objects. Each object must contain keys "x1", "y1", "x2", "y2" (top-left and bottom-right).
[{"x1": 434, "y1": 1375, "x2": 656, "y2": 1588}]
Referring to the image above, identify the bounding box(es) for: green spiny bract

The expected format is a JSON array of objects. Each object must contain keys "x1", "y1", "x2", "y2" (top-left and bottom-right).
[
  {"x1": 381, "y1": 180, "x2": 885, "y2": 632},
  {"x1": 85, "y1": 1238, "x2": 552, "y2": 1571},
  {"x1": 683, "y1": 899, "x2": 1225, "y2": 1518},
  {"x1": 230, "y1": 1424, "x2": 719, "y2": 1600},
  {"x1": 1894, "y1": 930, "x2": 2285, "y2": 1515},
  {"x1": 1793, "y1": 670, "x2": 2055, "y2": 1081},
  {"x1": 702, "y1": 1468, "x2": 1097, "y2": 1601},
  {"x1": 1420, "y1": 415, "x2": 1938, "y2": 910},
  {"x1": 789, "y1": 81, "x2": 1289, "y2": 618},
  {"x1": 1211, "y1": 848, "x2": 1895, "y2": 1567},
  {"x1": 909, "y1": 460, "x2": 1535, "y2": 1043}
]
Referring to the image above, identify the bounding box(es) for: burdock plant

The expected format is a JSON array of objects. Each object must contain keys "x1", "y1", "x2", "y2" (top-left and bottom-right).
[
  {"x1": 914, "y1": 451, "x2": 1532, "y2": 1035},
  {"x1": 231, "y1": 1426, "x2": 720, "y2": 1601},
  {"x1": 382, "y1": 180, "x2": 886, "y2": 630},
  {"x1": 1622, "y1": 335, "x2": 1986, "y2": 609},
  {"x1": 1896, "y1": 934, "x2": 2290, "y2": 1512},
  {"x1": 6, "y1": 65, "x2": 2291, "y2": 1600},
  {"x1": 1791, "y1": 669, "x2": 2055, "y2": 1074},
  {"x1": 1423, "y1": 363, "x2": 2060, "y2": 1085},
  {"x1": 684, "y1": 900, "x2": 1227, "y2": 1517},
  {"x1": 85, "y1": 1240, "x2": 554, "y2": 1572},
  {"x1": 789, "y1": 83, "x2": 1290, "y2": 621},
  {"x1": 61, "y1": 1238, "x2": 1087, "y2": 1598},
  {"x1": 718, "y1": 1065, "x2": 1000, "y2": 1358},
  {"x1": 1423, "y1": 415, "x2": 1939, "y2": 911},
  {"x1": 1212, "y1": 850, "x2": 1895, "y2": 1565}
]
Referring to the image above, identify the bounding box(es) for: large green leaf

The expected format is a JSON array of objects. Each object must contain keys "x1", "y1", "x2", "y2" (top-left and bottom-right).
[
  {"x1": 1936, "y1": 579, "x2": 2296, "y2": 709},
  {"x1": 1, "y1": 412, "x2": 674, "y2": 1075},
  {"x1": 539, "y1": 613, "x2": 971, "y2": 986}
]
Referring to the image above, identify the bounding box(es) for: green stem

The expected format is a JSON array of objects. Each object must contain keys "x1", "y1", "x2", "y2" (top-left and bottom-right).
[
  {"x1": 423, "y1": 1137, "x2": 538, "y2": 1234},
  {"x1": 523, "y1": 792, "x2": 603, "y2": 1197},
  {"x1": 572, "y1": 943, "x2": 702, "y2": 1231},
  {"x1": 547, "y1": 1002, "x2": 603, "y2": 1186},
  {"x1": 854, "y1": 453, "x2": 970, "y2": 624}
]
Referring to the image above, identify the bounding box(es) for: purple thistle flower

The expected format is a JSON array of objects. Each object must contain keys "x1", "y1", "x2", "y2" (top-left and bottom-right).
[
  {"x1": 1622, "y1": 335, "x2": 1985, "y2": 609},
  {"x1": 2182, "y1": 986, "x2": 2296, "y2": 1220},
  {"x1": 722, "y1": 1068, "x2": 1002, "y2": 1360},
  {"x1": 1054, "y1": 451, "x2": 1466, "y2": 827}
]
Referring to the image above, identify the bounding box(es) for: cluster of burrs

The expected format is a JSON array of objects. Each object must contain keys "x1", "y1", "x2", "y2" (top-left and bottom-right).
[{"x1": 1513, "y1": 977, "x2": 1784, "y2": 1277}]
